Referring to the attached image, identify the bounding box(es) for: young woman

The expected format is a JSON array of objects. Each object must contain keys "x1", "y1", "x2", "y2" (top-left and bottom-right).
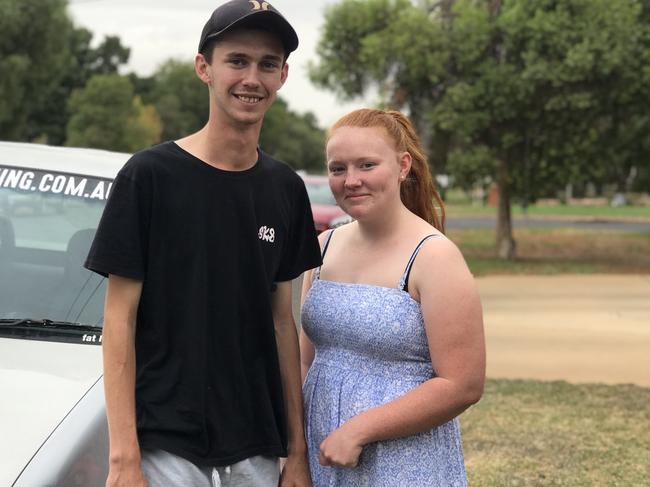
[{"x1": 300, "y1": 109, "x2": 485, "y2": 486}]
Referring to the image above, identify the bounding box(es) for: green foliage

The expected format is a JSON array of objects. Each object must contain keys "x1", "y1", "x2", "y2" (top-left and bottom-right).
[
  {"x1": 443, "y1": 0, "x2": 649, "y2": 198},
  {"x1": 30, "y1": 28, "x2": 132, "y2": 145},
  {"x1": 310, "y1": 0, "x2": 414, "y2": 100},
  {"x1": 0, "y1": 0, "x2": 133, "y2": 144},
  {"x1": 29, "y1": 27, "x2": 94, "y2": 145},
  {"x1": 89, "y1": 35, "x2": 130, "y2": 75},
  {"x1": 125, "y1": 96, "x2": 163, "y2": 153},
  {"x1": 260, "y1": 98, "x2": 326, "y2": 172},
  {"x1": 309, "y1": 0, "x2": 455, "y2": 172},
  {"x1": 0, "y1": 0, "x2": 73, "y2": 141},
  {"x1": 441, "y1": 0, "x2": 647, "y2": 197},
  {"x1": 141, "y1": 60, "x2": 209, "y2": 141},
  {"x1": 312, "y1": 0, "x2": 650, "y2": 258},
  {"x1": 447, "y1": 145, "x2": 495, "y2": 191},
  {"x1": 66, "y1": 74, "x2": 161, "y2": 152},
  {"x1": 310, "y1": 0, "x2": 448, "y2": 125}
]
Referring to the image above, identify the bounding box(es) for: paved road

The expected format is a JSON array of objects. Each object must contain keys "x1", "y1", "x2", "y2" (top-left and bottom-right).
[
  {"x1": 477, "y1": 274, "x2": 650, "y2": 387},
  {"x1": 293, "y1": 274, "x2": 650, "y2": 387}
]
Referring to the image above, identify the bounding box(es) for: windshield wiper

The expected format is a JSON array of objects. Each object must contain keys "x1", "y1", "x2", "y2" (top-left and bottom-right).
[
  {"x1": 0, "y1": 318, "x2": 102, "y2": 331},
  {"x1": 0, "y1": 318, "x2": 103, "y2": 344}
]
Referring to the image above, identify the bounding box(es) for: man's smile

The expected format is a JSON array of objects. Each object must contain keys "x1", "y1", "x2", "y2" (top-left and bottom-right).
[{"x1": 234, "y1": 94, "x2": 264, "y2": 104}]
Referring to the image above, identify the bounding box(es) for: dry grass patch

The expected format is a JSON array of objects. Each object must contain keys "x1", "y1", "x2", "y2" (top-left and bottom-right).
[
  {"x1": 447, "y1": 228, "x2": 650, "y2": 275},
  {"x1": 462, "y1": 379, "x2": 650, "y2": 486}
]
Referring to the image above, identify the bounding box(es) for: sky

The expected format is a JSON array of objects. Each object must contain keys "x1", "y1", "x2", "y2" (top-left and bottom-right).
[{"x1": 67, "y1": 0, "x2": 372, "y2": 128}]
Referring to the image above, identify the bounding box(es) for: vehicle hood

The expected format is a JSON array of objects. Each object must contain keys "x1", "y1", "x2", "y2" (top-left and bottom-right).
[
  {"x1": 311, "y1": 203, "x2": 347, "y2": 222},
  {"x1": 0, "y1": 338, "x2": 102, "y2": 486}
]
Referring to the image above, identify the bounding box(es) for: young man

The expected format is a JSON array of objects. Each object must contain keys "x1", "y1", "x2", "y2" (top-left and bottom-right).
[{"x1": 85, "y1": 1, "x2": 321, "y2": 486}]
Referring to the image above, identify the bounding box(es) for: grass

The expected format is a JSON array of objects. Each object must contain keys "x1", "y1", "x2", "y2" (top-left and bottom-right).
[
  {"x1": 442, "y1": 189, "x2": 650, "y2": 220},
  {"x1": 461, "y1": 379, "x2": 650, "y2": 486},
  {"x1": 446, "y1": 204, "x2": 650, "y2": 220},
  {"x1": 443, "y1": 207, "x2": 650, "y2": 484},
  {"x1": 447, "y1": 228, "x2": 650, "y2": 276}
]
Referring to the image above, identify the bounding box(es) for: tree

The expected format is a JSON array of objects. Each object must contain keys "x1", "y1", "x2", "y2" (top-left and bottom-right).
[
  {"x1": 27, "y1": 27, "x2": 95, "y2": 145},
  {"x1": 0, "y1": 0, "x2": 74, "y2": 141},
  {"x1": 310, "y1": 0, "x2": 650, "y2": 259},
  {"x1": 88, "y1": 35, "x2": 130, "y2": 75},
  {"x1": 0, "y1": 0, "x2": 133, "y2": 145},
  {"x1": 309, "y1": 0, "x2": 448, "y2": 149},
  {"x1": 66, "y1": 74, "x2": 161, "y2": 152},
  {"x1": 260, "y1": 98, "x2": 326, "y2": 172},
  {"x1": 140, "y1": 60, "x2": 209, "y2": 141},
  {"x1": 588, "y1": 0, "x2": 650, "y2": 195},
  {"x1": 436, "y1": 0, "x2": 646, "y2": 257},
  {"x1": 28, "y1": 28, "x2": 132, "y2": 145}
]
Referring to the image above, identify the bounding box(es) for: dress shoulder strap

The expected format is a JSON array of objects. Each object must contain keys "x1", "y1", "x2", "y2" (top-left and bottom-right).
[
  {"x1": 314, "y1": 229, "x2": 335, "y2": 280},
  {"x1": 398, "y1": 234, "x2": 443, "y2": 291}
]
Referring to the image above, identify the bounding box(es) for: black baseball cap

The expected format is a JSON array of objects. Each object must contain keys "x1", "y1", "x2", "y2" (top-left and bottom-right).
[{"x1": 198, "y1": 0, "x2": 299, "y2": 56}]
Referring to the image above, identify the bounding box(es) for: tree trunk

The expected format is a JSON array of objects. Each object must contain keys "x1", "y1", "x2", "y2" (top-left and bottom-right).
[
  {"x1": 496, "y1": 158, "x2": 516, "y2": 259},
  {"x1": 488, "y1": 0, "x2": 513, "y2": 259}
]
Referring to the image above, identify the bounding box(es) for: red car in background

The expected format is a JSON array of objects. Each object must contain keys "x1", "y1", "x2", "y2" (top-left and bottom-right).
[{"x1": 300, "y1": 173, "x2": 352, "y2": 233}]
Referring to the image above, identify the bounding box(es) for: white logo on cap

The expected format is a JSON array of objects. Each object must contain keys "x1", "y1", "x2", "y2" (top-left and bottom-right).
[{"x1": 249, "y1": 1, "x2": 270, "y2": 11}]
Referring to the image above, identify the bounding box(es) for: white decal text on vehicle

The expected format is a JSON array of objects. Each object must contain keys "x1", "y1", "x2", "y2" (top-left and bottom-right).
[{"x1": 0, "y1": 167, "x2": 112, "y2": 201}]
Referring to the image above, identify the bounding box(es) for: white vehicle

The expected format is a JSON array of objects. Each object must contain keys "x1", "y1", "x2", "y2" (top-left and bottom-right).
[{"x1": 0, "y1": 141, "x2": 130, "y2": 486}]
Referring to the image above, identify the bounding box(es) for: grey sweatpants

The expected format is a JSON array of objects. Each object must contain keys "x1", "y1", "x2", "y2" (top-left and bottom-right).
[{"x1": 141, "y1": 449, "x2": 280, "y2": 487}]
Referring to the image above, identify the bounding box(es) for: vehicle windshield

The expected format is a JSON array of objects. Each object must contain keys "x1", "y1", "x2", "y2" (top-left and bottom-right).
[
  {"x1": 0, "y1": 166, "x2": 110, "y2": 327},
  {"x1": 305, "y1": 180, "x2": 337, "y2": 206}
]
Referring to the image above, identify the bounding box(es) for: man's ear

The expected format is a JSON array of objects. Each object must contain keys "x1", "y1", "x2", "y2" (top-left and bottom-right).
[{"x1": 195, "y1": 53, "x2": 211, "y2": 85}]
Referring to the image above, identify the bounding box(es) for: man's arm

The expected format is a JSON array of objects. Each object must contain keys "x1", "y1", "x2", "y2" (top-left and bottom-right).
[
  {"x1": 271, "y1": 280, "x2": 311, "y2": 487},
  {"x1": 102, "y1": 274, "x2": 147, "y2": 487},
  {"x1": 299, "y1": 267, "x2": 316, "y2": 383}
]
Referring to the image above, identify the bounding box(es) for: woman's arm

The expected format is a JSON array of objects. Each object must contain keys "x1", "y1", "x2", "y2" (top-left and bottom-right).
[{"x1": 318, "y1": 238, "x2": 486, "y2": 468}]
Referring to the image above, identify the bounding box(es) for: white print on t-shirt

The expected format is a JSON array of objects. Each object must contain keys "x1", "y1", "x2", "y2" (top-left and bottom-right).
[{"x1": 258, "y1": 225, "x2": 275, "y2": 243}]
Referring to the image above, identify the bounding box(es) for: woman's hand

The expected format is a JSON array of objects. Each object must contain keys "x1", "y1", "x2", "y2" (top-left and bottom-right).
[{"x1": 319, "y1": 422, "x2": 364, "y2": 468}]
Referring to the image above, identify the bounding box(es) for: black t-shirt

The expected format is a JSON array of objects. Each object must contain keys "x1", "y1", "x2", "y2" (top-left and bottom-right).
[{"x1": 85, "y1": 141, "x2": 321, "y2": 466}]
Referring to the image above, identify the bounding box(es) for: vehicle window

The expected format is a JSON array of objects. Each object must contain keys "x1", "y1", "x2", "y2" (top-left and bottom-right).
[
  {"x1": 0, "y1": 166, "x2": 110, "y2": 327},
  {"x1": 305, "y1": 181, "x2": 337, "y2": 206}
]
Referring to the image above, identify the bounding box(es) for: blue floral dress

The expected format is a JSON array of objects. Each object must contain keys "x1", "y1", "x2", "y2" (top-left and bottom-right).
[{"x1": 302, "y1": 231, "x2": 467, "y2": 487}]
